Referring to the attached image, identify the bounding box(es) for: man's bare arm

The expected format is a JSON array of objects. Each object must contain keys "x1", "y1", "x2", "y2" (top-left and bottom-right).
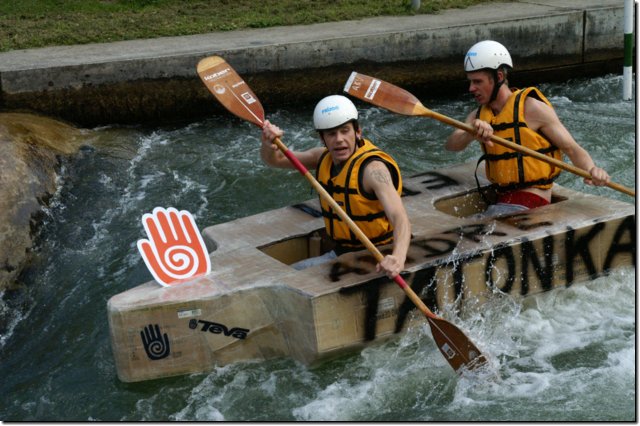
[{"x1": 363, "y1": 161, "x2": 411, "y2": 278}]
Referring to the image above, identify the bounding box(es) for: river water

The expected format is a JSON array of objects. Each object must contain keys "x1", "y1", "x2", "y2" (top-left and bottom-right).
[{"x1": 0, "y1": 74, "x2": 635, "y2": 421}]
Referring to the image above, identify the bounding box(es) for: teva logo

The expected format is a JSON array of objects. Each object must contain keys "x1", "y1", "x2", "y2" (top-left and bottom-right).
[
  {"x1": 189, "y1": 319, "x2": 249, "y2": 339},
  {"x1": 204, "y1": 67, "x2": 231, "y2": 81},
  {"x1": 321, "y1": 105, "x2": 339, "y2": 114}
]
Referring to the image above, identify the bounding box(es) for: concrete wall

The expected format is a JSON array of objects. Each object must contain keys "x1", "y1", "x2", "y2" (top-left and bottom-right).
[{"x1": 0, "y1": 0, "x2": 630, "y2": 126}]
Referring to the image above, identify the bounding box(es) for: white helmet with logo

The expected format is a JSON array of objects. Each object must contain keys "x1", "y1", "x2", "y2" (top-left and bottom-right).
[
  {"x1": 464, "y1": 40, "x2": 513, "y2": 72},
  {"x1": 313, "y1": 95, "x2": 358, "y2": 130}
]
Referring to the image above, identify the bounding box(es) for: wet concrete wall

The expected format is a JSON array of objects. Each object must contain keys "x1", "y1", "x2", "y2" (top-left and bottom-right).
[{"x1": 0, "y1": 0, "x2": 630, "y2": 127}]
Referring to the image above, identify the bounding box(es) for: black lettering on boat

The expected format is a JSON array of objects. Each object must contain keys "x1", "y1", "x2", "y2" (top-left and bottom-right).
[
  {"x1": 329, "y1": 260, "x2": 370, "y2": 282},
  {"x1": 520, "y1": 235, "x2": 555, "y2": 294},
  {"x1": 498, "y1": 212, "x2": 552, "y2": 230},
  {"x1": 189, "y1": 319, "x2": 249, "y2": 339},
  {"x1": 329, "y1": 248, "x2": 393, "y2": 282},
  {"x1": 412, "y1": 171, "x2": 460, "y2": 190},
  {"x1": 362, "y1": 276, "x2": 385, "y2": 340},
  {"x1": 444, "y1": 223, "x2": 507, "y2": 243},
  {"x1": 336, "y1": 216, "x2": 635, "y2": 343},
  {"x1": 339, "y1": 276, "x2": 387, "y2": 341},
  {"x1": 603, "y1": 216, "x2": 636, "y2": 271},
  {"x1": 401, "y1": 186, "x2": 421, "y2": 197},
  {"x1": 565, "y1": 223, "x2": 604, "y2": 285},
  {"x1": 485, "y1": 243, "x2": 517, "y2": 293},
  {"x1": 412, "y1": 237, "x2": 457, "y2": 258},
  {"x1": 291, "y1": 203, "x2": 323, "y2": 218},
  {"x1": 396, "y1": 268, "x2": 439, "y2": 333}
]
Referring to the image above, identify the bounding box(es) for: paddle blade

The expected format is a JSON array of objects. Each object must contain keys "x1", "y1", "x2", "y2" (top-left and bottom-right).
[
  {"x1": 343, "y1": 71, "x2": 430, "y2": 117},
  {"x1": 427, "y1": 316, "x2": 489, "y2": 373},
  {"x1": 197, "y1": 56, "x2": 265, "y2": 127}
]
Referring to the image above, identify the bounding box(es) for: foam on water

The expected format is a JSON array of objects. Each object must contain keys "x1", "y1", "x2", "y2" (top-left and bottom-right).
[
  {"x1": 0, "y1": 74, "x2": 634, "y2": 421},
  {"x1": 447, "y1": 267, "x2": 636, "y2": 421},
  {"x1": 145, "y1": 268, "x2": 635, "y2": 421}
]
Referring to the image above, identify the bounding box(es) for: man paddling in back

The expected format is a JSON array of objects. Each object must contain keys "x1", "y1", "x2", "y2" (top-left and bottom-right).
[
  {"x1": 446, "y1": 40, "x2": 610, "y2": 217},
  {"x1": 261, "y1": 95, "x2": 411, "y2": 279}
]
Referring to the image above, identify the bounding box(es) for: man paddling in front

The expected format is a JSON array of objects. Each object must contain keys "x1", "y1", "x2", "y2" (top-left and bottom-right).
[
  {"x1": 446, "y1": 40, "x2": 611, "y2": 217},
  {"x1": 260, "y1": 95, "x2": 411, "y2": 279}
]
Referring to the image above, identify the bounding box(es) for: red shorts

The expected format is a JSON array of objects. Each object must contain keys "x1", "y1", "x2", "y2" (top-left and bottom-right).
[{"x1": 497, "y1": 191, "x2": 550, "y2": 209}]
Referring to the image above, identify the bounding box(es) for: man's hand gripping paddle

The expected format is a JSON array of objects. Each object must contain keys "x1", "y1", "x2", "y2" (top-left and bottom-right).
[
  {"x1": 197, "y1": 56, "x2": 489, "y2": 374},
  {"x1": 343, "y1": 72, "x2": 634, "y2": 198}
]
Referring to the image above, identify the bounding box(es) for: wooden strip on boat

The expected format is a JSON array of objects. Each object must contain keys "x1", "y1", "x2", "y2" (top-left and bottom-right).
[{"x1": 108, "y1": 162, "x2": 635, "y2": 382}]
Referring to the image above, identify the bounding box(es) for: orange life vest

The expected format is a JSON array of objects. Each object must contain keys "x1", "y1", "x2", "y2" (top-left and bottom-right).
[
  {"x1": 477, "y1": 87, "x2": 563, "y2": 191},
  {"x1": 315, "y1": 139, "x2": 402, "y2": 251}
]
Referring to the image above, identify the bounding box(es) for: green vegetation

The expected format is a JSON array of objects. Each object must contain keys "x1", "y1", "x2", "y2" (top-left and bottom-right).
[{"x1": 0, "y1": 0, "x2": 498, "y2": 52}]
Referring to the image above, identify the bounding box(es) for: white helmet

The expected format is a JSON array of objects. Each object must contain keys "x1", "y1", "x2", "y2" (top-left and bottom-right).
[
  {"x1": 464, "y1": 40, "x2": 513, "y2": 72},
  {"x1": 313, "y1": 95, "x2": 358, "y2": 131}
]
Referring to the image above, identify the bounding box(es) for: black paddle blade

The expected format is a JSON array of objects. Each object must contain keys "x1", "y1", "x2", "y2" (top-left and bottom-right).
[
  {"x1": 197, "y1": 56, "x2": 265, "y2": 127},
  {"x1": 427, "y1": 316, "x2": 488, "y2": 373}
]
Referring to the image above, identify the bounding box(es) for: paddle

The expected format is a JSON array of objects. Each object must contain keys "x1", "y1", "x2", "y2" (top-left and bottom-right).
[
  {"x1": 197, "y1": 55, "x2": 488, "y2": 374},
  {"x1": 343, "y1": 72, "x2": 635, "y2": 198}
]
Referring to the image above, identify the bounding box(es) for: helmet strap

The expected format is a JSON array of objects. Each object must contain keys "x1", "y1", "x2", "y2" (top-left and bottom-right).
[{"x1": 489, "y1": 69, "x2": 505, "y2": 103}]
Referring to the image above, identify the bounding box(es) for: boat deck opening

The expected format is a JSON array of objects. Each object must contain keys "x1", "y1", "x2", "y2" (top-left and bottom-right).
[
  {"x1": 258, "y1": 228, "x2": 335, "y2": 266},
  {"x1": 434, "y1": 188, "x2": 568, "y2": 218},
  {"x1": 257, "y1": 187, "x2": 570, "y2": 265}
]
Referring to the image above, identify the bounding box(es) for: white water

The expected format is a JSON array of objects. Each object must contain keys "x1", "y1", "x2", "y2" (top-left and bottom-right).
[
  {"x1": 0, "y1": 74, "x2": 635, "y2": 421},
  {"x1": 157, "y1": 267, "x2": 634, "y2": 422}
]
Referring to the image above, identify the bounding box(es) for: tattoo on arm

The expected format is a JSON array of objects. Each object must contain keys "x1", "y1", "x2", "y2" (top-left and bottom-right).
[{"x1": 370, "y1": 168, "x2": 392, "y2": 185}]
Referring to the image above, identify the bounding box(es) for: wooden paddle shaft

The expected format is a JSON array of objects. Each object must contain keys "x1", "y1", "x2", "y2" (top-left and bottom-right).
[
  {"x1": 272, "y1": 137, "x2": 439, "y2": 320},
  {"x1": 420, "y1": 106, "x2": 635, "y2": 197}
]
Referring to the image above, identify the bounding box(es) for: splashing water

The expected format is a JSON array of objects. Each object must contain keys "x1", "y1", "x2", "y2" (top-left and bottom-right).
[{"x1": 0, "y1": 74, "x2": 635, "y2": 421}]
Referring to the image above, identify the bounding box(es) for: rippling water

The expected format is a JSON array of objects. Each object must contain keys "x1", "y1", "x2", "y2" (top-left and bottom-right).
[{"x1": 0, "y1": 74, "x2": 635, "y2": 421}]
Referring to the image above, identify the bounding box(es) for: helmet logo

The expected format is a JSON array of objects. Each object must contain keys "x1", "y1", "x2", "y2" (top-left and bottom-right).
[
  {"x1": 313, "y1": 95, "x2": 357, "y2": 130},
  {"x1": 321, "y1": 105, "x2": 339, "y2": 114},
  {"x1": 464, "y1": 55, "x2": 475, "y2": 71}
]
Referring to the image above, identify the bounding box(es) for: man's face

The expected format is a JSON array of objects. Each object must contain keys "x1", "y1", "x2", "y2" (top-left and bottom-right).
[
  {"x1": 467, "y1": 70, "x2": 495, "y2": 105},
  {"x1": 321, "y1": 122, "x2": 361, "y2": 166}
]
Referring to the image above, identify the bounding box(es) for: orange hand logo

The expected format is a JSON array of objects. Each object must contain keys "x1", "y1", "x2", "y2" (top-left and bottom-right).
[{"x1": 137, "y1": 207, "x2": 211, "y2": 287}]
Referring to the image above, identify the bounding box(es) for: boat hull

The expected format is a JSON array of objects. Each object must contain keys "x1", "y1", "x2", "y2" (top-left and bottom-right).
[{"x1": 108, "y1": 162, "x2": 635, "y2": 382}]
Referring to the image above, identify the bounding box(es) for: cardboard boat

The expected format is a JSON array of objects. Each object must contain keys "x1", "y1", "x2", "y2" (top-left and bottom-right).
[{"x1": 107, "y1": 162, "x2": 635, "y2": 382}]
